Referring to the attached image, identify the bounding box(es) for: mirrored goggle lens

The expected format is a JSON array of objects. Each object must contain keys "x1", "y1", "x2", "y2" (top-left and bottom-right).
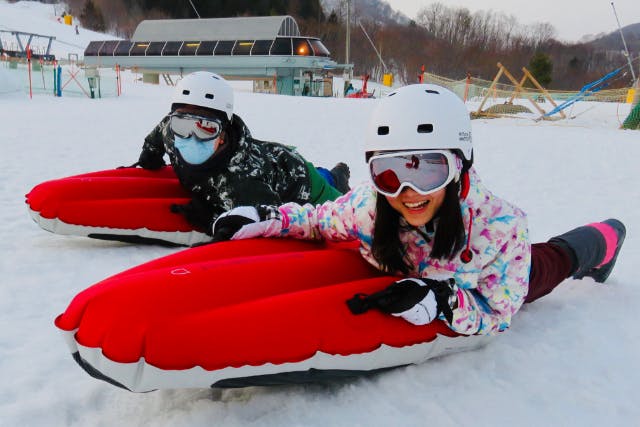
[
  {"x1": 370, "y1": 152, "x2": 452, "y2": 196},
  {"x1": 170, "y1": 114, "x2": 222, "y2": 141}
]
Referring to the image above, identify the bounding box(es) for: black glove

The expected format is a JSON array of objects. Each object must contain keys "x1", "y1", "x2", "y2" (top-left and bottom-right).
[
  {"x1": 211, "y1": 205, "x2": 281, "y2": 242},
  {"x1": 347, "y1": 278, "x2": 458, "y2": 325},
  {"x1": 170, "y1": 198, "x2": 215, "y2": 234},
  {"x1": 138, "y1": 150, "x2": 166, "y2": 170},
  {"x1": 116, "y1": 161, "x2": 140, "y2": 169}
]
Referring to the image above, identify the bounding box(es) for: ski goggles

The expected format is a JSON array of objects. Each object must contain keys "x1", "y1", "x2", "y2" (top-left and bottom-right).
[
  {"x1": 368, "y1": 150, "x2": 460, "y2": 197},
  {"x1": 169, "y1": 113, "x2": 223, "y2": 142}
]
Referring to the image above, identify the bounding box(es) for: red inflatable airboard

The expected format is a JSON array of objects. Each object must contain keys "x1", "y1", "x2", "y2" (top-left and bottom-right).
[
  {"x1": 26, "y1": 167, "x2": 210, "y2": 246},
  {"x1": 55, "y1": 239, "x2": 492, "y2": 391}
]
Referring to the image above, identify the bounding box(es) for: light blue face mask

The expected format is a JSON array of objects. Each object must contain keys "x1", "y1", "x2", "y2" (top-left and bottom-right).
[{"x1": 174, "y1": 135, "x2": 218, "y2": 165}]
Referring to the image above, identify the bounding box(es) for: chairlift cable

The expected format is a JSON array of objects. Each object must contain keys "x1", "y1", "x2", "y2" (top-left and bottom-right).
[
  {"x1": 188, "y1": 0, "x2": 201, "y2": 19},
  {"x1": 357, "y1": 21, "x2": 389, "y2": 74},
  {"x1": 611, "y1": 2, "x2": 636, "y2": 82}
]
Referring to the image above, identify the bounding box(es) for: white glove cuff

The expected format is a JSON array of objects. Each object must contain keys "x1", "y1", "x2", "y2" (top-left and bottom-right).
[
  {"x1": 231, "y1": 219, "x2": 280, "y2": 240},
  {"x1": 225, "y1": 206, "x2": 260, "y2": 222},
  {"x1": 391, "y1": 290, "x2": 438, "y2": 326}
]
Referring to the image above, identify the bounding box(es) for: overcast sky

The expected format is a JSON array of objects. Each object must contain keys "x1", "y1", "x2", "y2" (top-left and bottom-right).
[{"x1": 384, "y1": 0, "x2": 639, "y2": 42}]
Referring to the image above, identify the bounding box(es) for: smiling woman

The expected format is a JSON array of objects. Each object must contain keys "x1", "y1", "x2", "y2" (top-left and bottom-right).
[{"x1": 212, "y1": 83, "x2": 626, "y2": 337}]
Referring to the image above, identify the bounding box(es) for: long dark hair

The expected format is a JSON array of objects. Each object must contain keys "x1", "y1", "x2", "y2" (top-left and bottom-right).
[{"x1": 371, "y1": 179, "x2": 466, "y2": 274}]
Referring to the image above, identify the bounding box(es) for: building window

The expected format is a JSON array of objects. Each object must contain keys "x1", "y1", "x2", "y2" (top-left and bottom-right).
[
  {"x1": 146, "y1": 41, "x2": 165, "y2": 55},
  {"x1": 162, "y1": 41, "x2": 182, "y2": 56},
  {"x1": 85, "y1": 41, "x2": 104, "y2": 56},
  {"x1": 251, "y1": 40, "x2": 273, "y2": 55},
  {"x1": 309, "y1": 39, "x2": 330, "y2": 57},
  {"x1": 113, "y1": 41, "x2": 134, "y2": 56},
  {"x1": 292, "y1": 38, "x2": 312, "y2": 56},
  {"x1": 270, "y1": 38, "x2": 292, "y2": 55},
  {"x1": 233, "y1": 40, "x2": 254, "y2": 55},
  {"x1": 214, "y1": 40, "x2": 235, "y2": 55},
  {"x1": 98, "y1": 40, "x2": 119, "y2": 56},
  {"x1": 130, "y1": 42, "x2": 150, "y2": 56},
  {"x1": 197, "y1": 41, "x2": 217, "y2": 56},
  {"x1": 179, "y1": 41, "x2": 200, "y2": 55}
]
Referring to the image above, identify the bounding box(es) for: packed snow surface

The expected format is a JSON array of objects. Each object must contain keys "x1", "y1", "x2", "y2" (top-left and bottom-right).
[{"x1": 1, "y1": 1, "x2": 639, "y2": 426}]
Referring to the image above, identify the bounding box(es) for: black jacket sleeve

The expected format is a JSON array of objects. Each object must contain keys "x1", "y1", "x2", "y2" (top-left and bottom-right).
[
  {"x1": 229, "y1": 179, "x2": 282, "y2": 206},
  {"x1": 138, "y1": 118, "x2": 168, "y2": 170}
]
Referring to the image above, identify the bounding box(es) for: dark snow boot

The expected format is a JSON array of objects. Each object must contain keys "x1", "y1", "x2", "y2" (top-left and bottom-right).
[
  {"x1": 330, "y1": 162, "x2": 351, "y2": 193},
  {"x1": 549, "y1": 218, "x2": 626, "y2": 283}
]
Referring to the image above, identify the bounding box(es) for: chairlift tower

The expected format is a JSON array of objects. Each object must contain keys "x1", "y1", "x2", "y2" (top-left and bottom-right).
[{"x1": 0, "y1": 30, "x2": 56, "y2": 61}]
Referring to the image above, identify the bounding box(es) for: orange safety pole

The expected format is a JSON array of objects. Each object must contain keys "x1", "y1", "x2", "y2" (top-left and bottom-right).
[
  {"x1": 116, "y1": 64, "x2": 121, "y2": 96},
  {"x1": 27, "y1": 45, "x2": 33, "y2": 99}
]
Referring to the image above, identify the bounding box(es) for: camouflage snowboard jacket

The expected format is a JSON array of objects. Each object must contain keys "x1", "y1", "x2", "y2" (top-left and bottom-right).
[{"x1": 138, "y1": 114, "x2": 315, "y2": 221}]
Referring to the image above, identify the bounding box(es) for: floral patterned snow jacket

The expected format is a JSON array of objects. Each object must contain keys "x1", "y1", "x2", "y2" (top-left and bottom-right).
[{"x1": 261, "y1": 167, "x2": 531, "y2": 336}]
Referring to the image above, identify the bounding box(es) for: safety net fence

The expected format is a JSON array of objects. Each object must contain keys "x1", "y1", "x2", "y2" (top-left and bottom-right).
[{"x1": 1, "y1": 57, "x2": 120, "y2": 98}]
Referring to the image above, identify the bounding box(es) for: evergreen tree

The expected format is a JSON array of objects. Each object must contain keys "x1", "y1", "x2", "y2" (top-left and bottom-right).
[
  {"x1": 80, "y1": 0, "x2": 106, "y2": 32},
  {"x1": 529, "y1": 52, "x2": 553, "y2": 86},
  {"x1": 327, "y1": 10, "x2": 339, "y2": 24},
  {"x1": 299, "y1": 0, "x2": 324, "y2": 21}
]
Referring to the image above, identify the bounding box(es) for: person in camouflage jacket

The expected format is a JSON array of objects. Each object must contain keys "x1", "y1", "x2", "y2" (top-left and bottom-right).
[{"x1": 136, "y1": 72, "x2": 349, "y2": 235}]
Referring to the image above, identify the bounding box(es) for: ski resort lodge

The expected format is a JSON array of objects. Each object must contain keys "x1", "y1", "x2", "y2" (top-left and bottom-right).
[{"x1": 83, "y1": 16, "x2": 342, "y2": 96}]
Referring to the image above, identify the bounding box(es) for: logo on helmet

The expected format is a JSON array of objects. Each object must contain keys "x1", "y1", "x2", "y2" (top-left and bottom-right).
[{"x1": 458, "y1": 131, "x2": 471, "y2": 142}]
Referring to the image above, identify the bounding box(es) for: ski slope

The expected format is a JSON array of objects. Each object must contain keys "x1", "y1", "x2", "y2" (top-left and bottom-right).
[{"x1": 1, "y1": 1, "x2": 639, "y2": 426}]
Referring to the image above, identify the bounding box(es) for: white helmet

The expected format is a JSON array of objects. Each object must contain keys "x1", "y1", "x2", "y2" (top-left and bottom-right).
[
  {"x1": 171, "y1": 71, "x2": 234, "y2": 120},
  {"x1": 365, "y1": 84, "x2": 472, "y2": 162}
]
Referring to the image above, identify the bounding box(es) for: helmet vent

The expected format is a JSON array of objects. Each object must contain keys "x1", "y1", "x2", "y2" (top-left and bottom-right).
[
  {"x1": 205, "y1": 93, "x2": 214, "y2": 99},
  {"x1": 182, "y1": 90, "x2": 190, "y2": 95},
  {"x1": 425, "y1": 89, "x2": 439, "y2": 94},
  {"x1": 417, "y1": 124, "x2": 433, "y2": 133},
  {"x1": 377, "y1": 126, "x2": 389, "y2": 135}
]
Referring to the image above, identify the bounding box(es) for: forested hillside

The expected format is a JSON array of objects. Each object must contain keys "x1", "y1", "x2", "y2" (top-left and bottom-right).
[{"x1": 41, "y1": 0, "x2": 639, "y2": 89}]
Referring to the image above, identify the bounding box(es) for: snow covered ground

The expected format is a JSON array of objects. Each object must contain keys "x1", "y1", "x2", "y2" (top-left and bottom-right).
[{"x1": 2, "y1": 1, "x2": 640, "y2": 426}]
